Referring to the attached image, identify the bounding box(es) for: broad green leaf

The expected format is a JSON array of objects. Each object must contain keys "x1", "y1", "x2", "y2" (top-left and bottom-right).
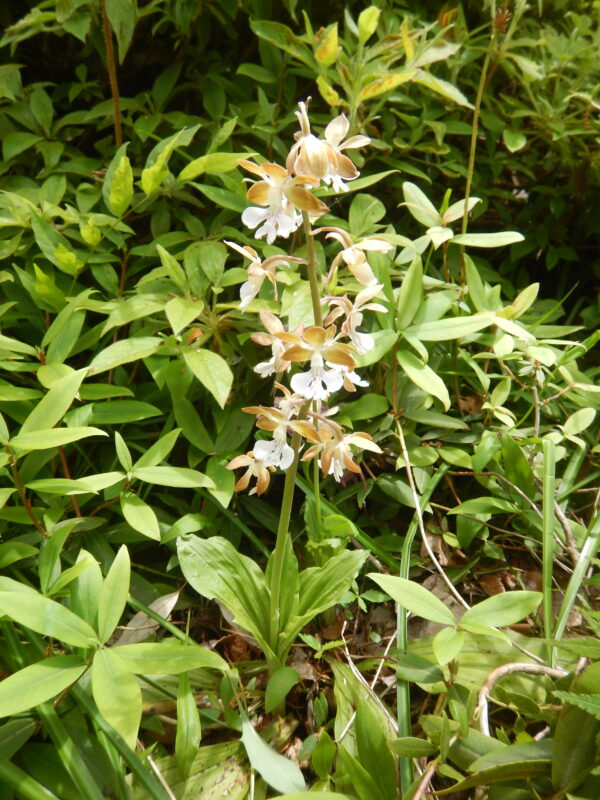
[
  {"x1": 358, "y1": 70, "x2": 416, "y2": 102},
  {"x1": 0, "y1": 718, "x2": 37, "y2": 760},
  {"x1": 176, "y1": 671, "x2": 201, "y2": 778},
  {"x1": 115, "y1": 431, "x2": 132, "y2": 472},
  {"x1": 402, "y1": 182, "x2": 440, "y2": 227},
  {"x1": 97, "y1": 545, "x2": 130, "y2": 643},
  {"x1": 389, "y1": 738, "x2": 437, "y2": 758},
  {"x1": 465, "y1": 255, "x2": 489, "y2": 311},
  {"x1": 451, "y1": 231, "x2": 524, "y2": 248},
  {"x1": 562, "y1": 408, "x2": 596, "y2": 437},
  {"x1": 396, "y1": 255, "x2": 423, "y2": 329},
  {"x1": 294, "y1": 550, "x2": 367, "y2": 629},
  {"x1": 156, "y1": 243, "x2": 187, "y2": 292},
  {"x1": 165, "y1": 296, "x2": 203, "y2": 335},
  {"x1": 25, "y1": 477, "x2": 99, "y2": 494},
  {"x1": 178, "y1": 152, "x2": 256, "y2": 182},
  {"x1": 108, "y1": 154, "x2": 133, "y2": 216},
  {"x1": 433, "y1": 627, "x2": 465, "y2": 665},
  {"x1": 265, "y1": 667, "x2": 300, "y2": 713},
  {"x1": 472, "y1": 740, "x2": 553, "y2": 772},
  {"x1": 132, "y1": 465, "x2": 213, "y2": 489},
  {"x1": 503, "y1": 129, "x2": 527, "y2": 153},
  {"x1": 0, "y1": 591, "x2": 98, "y2": 647},
  {"x1": 395, "y1": 653, "x2": 443, "y2": 684},
  {"x1": 316, "y1": 75, "x2": 341, "y2": 105},
  {"x1": 134, "y1": 428, "x2": 181, "y2": 469},
  {"x1": 448, "y1": 497, "x2": 516, "y2": 516},
  {"x1": 47, "y1": 552, "x2": 98, "y2": 596},
  {"x1": 249, "y1": 20, "x2": 315, "y2": 68},
  {"x1": 357, "y1": 6, "x2": 380, "y2": 43},
  {"x1": 113, "y1": 641, "x2": 227, "y2": 673},
  {"x1": 404, "y1": 409, "x2": 468, "y2": 431},
  {"x1": 553, "y1": 692, "x2": 600, "y2": 721},
  {"x1": 404, "y1": 313, "x2": 492, "y2": 341},
  {"x1": 92, "y1": 648, "x2": 141, "y2": 750},
  {"x1": 205, "y1": 455, "x2": 235, "y2": 508},
  {"x1": 0, "y1": 656, "x2": 88, "y2": 718},
  {"x1": 177, "y1": 535, "x2": 272, "y2": 658},
  {"x1": 354, "y1": 330, "x2": 398, "y2": 367},
  {"x1": 241, "y1": 715, "x2": 306, "y2": 794},
  {"x1": 315, "y1": 23, "x2": 338, "y2": 66},
  {"x1": 183, "y1": 349, "x2": 233, "y2": 409},
  {"x1": 367, "y1": 574, "x2": 455, "y2": 626},
  {"x1": 10, "y1": 427, "x2": 107, "y2": 451},
  {"x1": 413, "y1": 70, "x2": 473, "y2": 108},
  {"x1": 437, "y1": 741, "x2": 552, "y2": 793},
  {"x1": 69, "y1": 549, "x2": 103, "y2": 631},
  {"x1": 552, "y1": 664, "x2": 600, "y2": 792},
  {"x1": 504, "y1": 282, "x2": 539, "y2": 319},
  {"x1": 0, "y1": 540, "x2": 37, "y2": 569},
  {"x1": 461, "y1": 591, "x2": 542, "y2": 628},
  {"x1": 396, "y1": 349, "x2": 451, "y2": 410},
  {"x1": 21, "y1": 368, "x2": 87, "y2": 434},
  {"x1": 105, "y1": 0, "x2": 137, "y2": 62},
  {"x1": 121, "y1": 491, "x2": 160, "y2": 541},
  {"x1": 341, "y1": 393, "x2": 389, "y2": 422},
  {"x1": 89, "y1": 337, "x2": 162, "y2": 374}
]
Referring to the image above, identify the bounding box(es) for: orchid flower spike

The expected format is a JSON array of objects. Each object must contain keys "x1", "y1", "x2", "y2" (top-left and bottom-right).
[
  {"x1": 287, "y1": 101, "x2": 371, "y2": 193},
  {"x1": 224, "y1": 240, "x2": 305, "y2": 311},
  {"x1": 239, "y1": 160, "x2": 329, "y2": 244}
]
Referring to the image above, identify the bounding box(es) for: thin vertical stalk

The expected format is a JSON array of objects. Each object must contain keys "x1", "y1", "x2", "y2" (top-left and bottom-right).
[
  {"x1": 302, "y1": 210, "x2": 323, "y2": 327},
  {"x1": 268, "y1": 209, "x2": 324, "y2": 671},
  {"x1": 459, "y1": 32, "x2": 496, "y2": 284},
  {"x1": 397, "y1": 462, "x2": 450, "y2": 796},
  {"x1": 101, "y1": 0, "x2": 123, "y2": 148},
  {"x1": 268, "y1": 427, "x2": 303, "y2": 669},
  {"x1": 554, "y1": 511, "x2": 600, "y2": 642},
  {"x1": 542, "y1": 439, "x2": 556, "y2": 666}
]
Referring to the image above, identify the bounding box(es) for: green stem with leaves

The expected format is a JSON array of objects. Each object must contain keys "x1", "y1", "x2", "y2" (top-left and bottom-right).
[{"x1": 267, "y1": 211, "x2": 324, "y2": 672}]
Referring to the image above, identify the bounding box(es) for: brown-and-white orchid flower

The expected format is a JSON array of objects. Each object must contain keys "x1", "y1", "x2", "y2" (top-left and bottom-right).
[
  {"x1": 250, "y1": 311, "x2": 293, "y2": 378},
  {"x1": 224, "y1": 240, "x2": 305, "y2": 311},
  {"x1": 239, "y1": 160, "x2": 329, "y2": 244},
  {"x1": 226, "y1": 450, "x2": 274, "y2": 495},
  {"x1": 314, "y1": 225, "x2": 394, "y2": 286},
  {"x1": 325, "y1": 284, "x2": 387, "y2": 354},
  {"x1": 300, "y1": 421, "x2": 382, "y2": 482},
  {"x1": 277, "y1": 325, "x2": 356, "y2": 401},
  {"x1": 242, "y1": 385, "x2": 305, "y2": 470},
  {"x1": 287, "y1": 102, "x2": 370, "y2": 193}
]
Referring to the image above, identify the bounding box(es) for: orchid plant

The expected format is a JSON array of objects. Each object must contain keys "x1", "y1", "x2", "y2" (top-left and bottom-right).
[{"x1": 178, "y1": 100, "x2": 385, "y2": 673}]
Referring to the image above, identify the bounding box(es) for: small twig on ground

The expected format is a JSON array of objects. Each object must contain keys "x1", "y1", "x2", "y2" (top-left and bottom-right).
[
  {"x1": 476, "y1": 662, "x2": 568, "y2": 736},
  {"x1": 142, "y1": 746, "x2": 177, "y2": 800},
  {"x1": 396, "y1": 419, "x2": 469, "y2": 610},
  {"x1": 336, "y1": 622, "x2": 398, "y2": 744}
]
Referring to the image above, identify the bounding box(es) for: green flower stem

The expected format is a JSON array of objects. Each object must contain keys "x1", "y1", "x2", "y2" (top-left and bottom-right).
[
  {"x1": 302, "y1": 210, "x2": 323, "y2": 327},
  {"x1": 268, "y1": 425, "x2": 304, "y2": 670}
]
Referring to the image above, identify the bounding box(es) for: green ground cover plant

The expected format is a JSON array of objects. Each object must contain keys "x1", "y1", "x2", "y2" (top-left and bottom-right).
[{"x1": 0, "y1": 1, "x2": 599, "y2": 798}]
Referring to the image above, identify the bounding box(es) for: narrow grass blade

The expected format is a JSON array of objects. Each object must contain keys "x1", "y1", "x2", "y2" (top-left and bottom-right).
[
  {"x1": 542, "y1": 439, "x2": 555, "y2": 666},
  {"x1": 0, "y1": 758, "x2": 61, "y2": 800}
]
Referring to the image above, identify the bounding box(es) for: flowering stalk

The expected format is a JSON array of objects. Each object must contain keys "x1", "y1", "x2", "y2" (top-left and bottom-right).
[
  {"x1": 302, "y1": 210, "x2": 323, "y2": 328},
  {"x1": 226, "y1": 99, "x2": 380, "y2": 672}
]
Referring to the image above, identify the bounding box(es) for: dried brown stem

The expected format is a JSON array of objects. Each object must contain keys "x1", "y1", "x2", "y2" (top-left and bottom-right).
[{"x1": 101, "y1": 1, "x2": 122, "y2": 148}]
